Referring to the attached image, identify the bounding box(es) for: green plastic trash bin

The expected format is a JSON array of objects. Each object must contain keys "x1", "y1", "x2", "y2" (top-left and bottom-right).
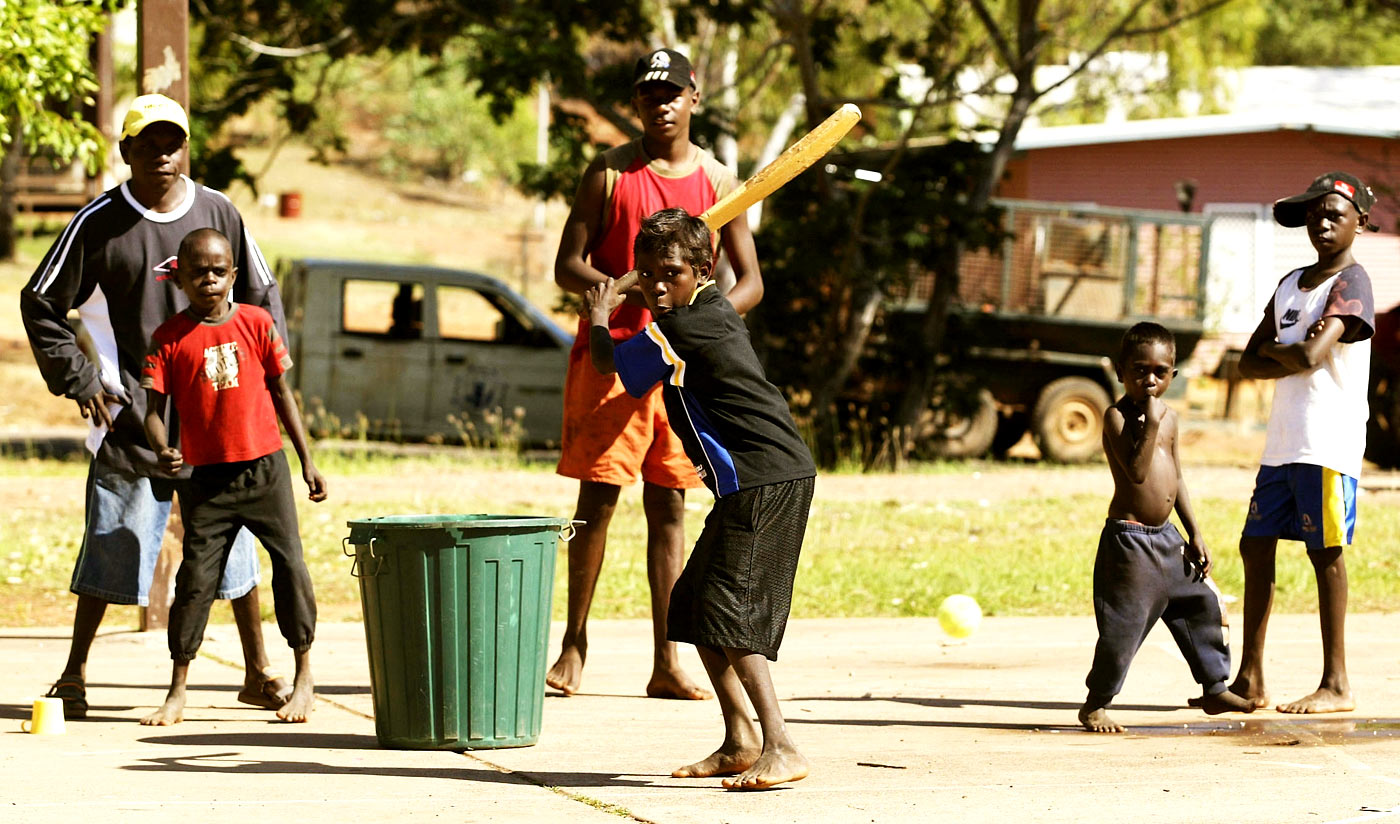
[{"x1": 344, "y1": 514, "x2": 573, "y2": 750}]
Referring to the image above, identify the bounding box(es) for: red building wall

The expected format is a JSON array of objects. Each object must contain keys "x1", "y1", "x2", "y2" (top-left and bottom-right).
[
  {"x1": 1001, "y1": 130, "x2": 1400, "y2": 233},
  {"x1": 1001, "y1": 129, "x2": 1400, "y2": 311}
]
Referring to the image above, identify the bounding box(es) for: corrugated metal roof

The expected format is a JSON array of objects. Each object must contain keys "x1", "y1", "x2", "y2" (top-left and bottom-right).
[
  {"x1": 1012, "y1": 66, "x2": 1400, "y2": 150},
  {"x1": 1014, "y1": 113, "x2": 1400, "y2": 150}
]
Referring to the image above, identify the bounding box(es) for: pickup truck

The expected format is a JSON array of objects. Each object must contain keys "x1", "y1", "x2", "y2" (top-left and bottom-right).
[{"x1": 276, "y1": 259, "x2": 571, "y2": 446}]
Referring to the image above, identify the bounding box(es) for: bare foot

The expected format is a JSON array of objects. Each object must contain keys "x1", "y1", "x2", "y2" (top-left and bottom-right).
[
  {"x1": 140, "y1": 695, "x2": 185, "y2": 726},
  {"x1": 546, "y1": 644, "x2": 585, "y2": 696},
  {"x1": 646, "y1": 667, "x2": 712, "y2": 701},
  {"x1": 1277, "y1": 687, "x2": 1354, "y2": 714},
  {"x1": 1227, "y1": 675, "x2": 1270, "y2": 709},
  {"x1": 721, "y1": 746, "x2": 809, "y2": 790},
  {"x1": 277, "y1": 669, "x2": 315, "y2": 723},
  {"x1": 1197, "y1": 691, "x2": 1257, "y2": 715},
  {"x1": 1078, "y1": 705, "x2": 1124, "y2": 733},
  {"x1": 672, "y1": 745, "x2": 760, "y2": 778},
  {"x1": 238, "y1": 672, "x2": 292, "y2": 710}
]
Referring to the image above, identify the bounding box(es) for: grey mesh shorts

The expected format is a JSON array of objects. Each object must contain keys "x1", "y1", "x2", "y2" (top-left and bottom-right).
[{"x1": 667, "y1": 476, "x2": 814, "y2": 660}]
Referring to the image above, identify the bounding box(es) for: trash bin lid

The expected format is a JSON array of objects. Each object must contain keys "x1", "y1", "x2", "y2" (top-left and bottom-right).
[{"x1": 347, "y1": 514, "x2": 574, "y2": 531}]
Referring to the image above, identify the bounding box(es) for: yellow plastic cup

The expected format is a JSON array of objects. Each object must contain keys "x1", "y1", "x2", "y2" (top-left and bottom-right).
[{"x1": 21, "y1": 696, "x2": 66, "y2": 735}]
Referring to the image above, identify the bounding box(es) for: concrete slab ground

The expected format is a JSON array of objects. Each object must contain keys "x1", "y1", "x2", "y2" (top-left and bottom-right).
[{"x1": 6, "y1": 615, "x2": 1400, "y2": 823}]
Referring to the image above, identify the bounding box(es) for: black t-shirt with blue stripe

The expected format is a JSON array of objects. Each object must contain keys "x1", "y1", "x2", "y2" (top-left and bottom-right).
[{"x1": 615, "y1": 283, "x2": 815, "y2": 497}]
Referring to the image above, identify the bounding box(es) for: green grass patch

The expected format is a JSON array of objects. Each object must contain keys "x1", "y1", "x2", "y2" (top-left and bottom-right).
[{"x1": 7, "y1": 452, "x2": 1400, "y2": 627}]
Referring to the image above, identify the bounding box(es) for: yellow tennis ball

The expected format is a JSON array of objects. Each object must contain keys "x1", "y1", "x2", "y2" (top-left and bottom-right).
[{"x1": 938, "y1": 594, "x2": 982, "y2": 639}]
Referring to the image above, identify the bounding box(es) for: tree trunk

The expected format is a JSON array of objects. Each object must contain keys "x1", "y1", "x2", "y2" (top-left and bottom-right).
[
  {"x1": 0, "y1": 138, "x2": 19, "y2": 262},
  {"x1": 887, "y1": 60, "x2": 1040, "y2": 463},
  {"x1": 810, "y1": 275, "x2": 882, "y2": 467}
]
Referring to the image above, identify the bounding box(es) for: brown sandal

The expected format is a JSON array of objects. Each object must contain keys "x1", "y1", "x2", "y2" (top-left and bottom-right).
[{"x1": 47, "y1": 677, "x2": 88, "y2": 719}]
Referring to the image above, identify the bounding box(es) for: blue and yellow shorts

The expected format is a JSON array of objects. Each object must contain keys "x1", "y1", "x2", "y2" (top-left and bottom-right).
[{"x1": 1242, "y1": 463, "x2": 1358, "y2": 550}]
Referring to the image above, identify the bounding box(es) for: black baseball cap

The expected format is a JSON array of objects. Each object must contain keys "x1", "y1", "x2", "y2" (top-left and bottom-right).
[
  {"x1": 1273, "y1": 171, "x2": 1377, "y2": 228},
  {"x1": 633, "y1": 48, "x2": 695, "y2": 89}
]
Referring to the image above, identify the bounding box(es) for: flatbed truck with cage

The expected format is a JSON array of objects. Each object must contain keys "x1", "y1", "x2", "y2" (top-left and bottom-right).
[{"x1": 889, "y1": 198, "x2": 1214, "y2": 462}]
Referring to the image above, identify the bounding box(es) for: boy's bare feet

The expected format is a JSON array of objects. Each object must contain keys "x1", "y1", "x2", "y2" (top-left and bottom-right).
[
  {"x1": 1078, "y1": 705, "x2": 1125, "y2": 733},
  {"x1": 1197, "y1": 690, "x2": 1257, "y2": 715},
  {"x1": 1277, "y1": 687, "x2": 1354, "y2": 714},
  {"x1": 1227, "y1": 674, "x2": 1270, "y2": 709},
  {"x1": 237, "y1": 671, "x2": 292, "y2": 710},
  {"x1": 673, "y1": 729, "x2": 761, "y2": 778},
  {"x1": 546, "y1": 644, "x2": 585, "y2": 696},
  {"x1": 139, "y1": 693, "x2": 185, "y2": 726},
  {"x1": 646, "y1": 665, "x2": 712, "y2": 700},
  {"x1": 276, "y1": 651, "x2": 315, "y2": 722},
  {"x1": 721, "y1": 745, "x2": 809, "y2": 790}
]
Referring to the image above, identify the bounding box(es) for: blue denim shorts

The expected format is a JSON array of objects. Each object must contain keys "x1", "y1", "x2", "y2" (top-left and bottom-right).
[{"x1": 70, "y1": 458, "x2": 259, "y2": 605}]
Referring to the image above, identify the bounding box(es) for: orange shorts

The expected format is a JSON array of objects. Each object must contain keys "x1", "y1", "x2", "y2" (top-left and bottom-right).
[{"x1": 556, "y1": 347, "x2": 702, "y2": 489}]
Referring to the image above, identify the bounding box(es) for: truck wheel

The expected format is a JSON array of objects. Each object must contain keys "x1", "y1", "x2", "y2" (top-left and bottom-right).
[
  {"x1": 990, "y1": 411, "x2": 1029, "y2": 457},
  {"x1": 1367, "y1": 369, "x2": 1400, "y2": 469},
  {"x1": 1031, "y1": 377, "x2": 1112, "y2": 463},
  {"x1": 922, "y1": 388, "x2": 999, "y2": 460}
]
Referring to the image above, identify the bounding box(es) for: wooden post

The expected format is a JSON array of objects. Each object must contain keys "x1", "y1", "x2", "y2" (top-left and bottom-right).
[
  {"x1": 138, "y1": 0, "x2": 189, "y2": 630},
  {"x1": 137, "y1": 0, "x2": 190, "y2": 174},
  {"x1": 86, "y1": 15, "x2": 114, "y2": 197}
]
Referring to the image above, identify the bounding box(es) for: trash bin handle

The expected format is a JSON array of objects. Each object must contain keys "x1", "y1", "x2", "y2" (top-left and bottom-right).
[
  {"x1": 347, "y1": 537, "x2": 382, "y2": 578},
  {"x1": 560, "y1": 520, "x2": 584, "y2": 542},
  {"x1": 341, "y1": 536, "x2": 355, "y2": 557}
]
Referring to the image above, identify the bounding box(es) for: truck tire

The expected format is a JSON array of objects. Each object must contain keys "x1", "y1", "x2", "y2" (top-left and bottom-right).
[
  {"x1": 1031, "y1": 377, "x2": 1112, "y2": 463},
  {"x1": 922, "y1": 388, "x2": 999, "y2": 460},
  {"x1": 1367, "y1": 368, "x2": 1400, "y2": 469}
]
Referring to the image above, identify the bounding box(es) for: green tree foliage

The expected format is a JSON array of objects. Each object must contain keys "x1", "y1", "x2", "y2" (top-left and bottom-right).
[
  {"x1": 1252, "y1": 0, "x2": 1400, "y2": 65},
  {"x1": 0, "y1": 0, "x2": 110, "y2": 167},
  {"x1": 276, "y1": 45, "x2": 538, "y2": 185},
  {"x1": 0, "y1": 0, "x2": 117, "y2": 260},
  {"x1": 751, "y1": 143, "x2": 1004, "y2": 464},
  {"x1": 186, "y1": 0, "x2": 650, "y2": 188}
]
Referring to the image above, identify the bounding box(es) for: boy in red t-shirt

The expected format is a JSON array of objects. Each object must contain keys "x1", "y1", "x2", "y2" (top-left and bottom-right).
[{"x1": 139, "y1": 227, "x2": 327, "y2": 725}]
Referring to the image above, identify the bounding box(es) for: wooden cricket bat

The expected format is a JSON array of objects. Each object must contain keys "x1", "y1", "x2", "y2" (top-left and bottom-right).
[{"x1": 612, "y1": 103, "x2": 861, "y2": 293}]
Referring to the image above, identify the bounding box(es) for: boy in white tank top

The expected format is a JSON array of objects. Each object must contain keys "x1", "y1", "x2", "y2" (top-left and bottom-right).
[{"x1": 1228, "y1": 172, "x2": 1377, "y2": 715}]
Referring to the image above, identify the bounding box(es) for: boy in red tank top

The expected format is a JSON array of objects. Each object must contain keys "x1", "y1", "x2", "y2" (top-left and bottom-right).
[
  {"x1": 139, "y1": 228, "x2": 327, "y2": 725},
  {"x1": 549, "y1": 48, "x2": 764, "y2": 698}
]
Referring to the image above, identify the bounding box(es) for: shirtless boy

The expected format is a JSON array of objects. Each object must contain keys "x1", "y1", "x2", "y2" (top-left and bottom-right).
[{"x1": 1080, "y1": 322, "x2": 1255, "y2": 733}]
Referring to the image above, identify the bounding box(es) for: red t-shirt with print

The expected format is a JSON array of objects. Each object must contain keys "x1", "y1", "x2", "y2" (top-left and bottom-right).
[{"x1": 141, "y1": 303, "x2": 291, "y2": 466}]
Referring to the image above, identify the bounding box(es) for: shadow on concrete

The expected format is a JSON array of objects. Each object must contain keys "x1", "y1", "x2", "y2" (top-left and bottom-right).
[
  {"x1": 314, "y1": 684, "x2": 372, "y2": 696},
  {"x1": 0, "y1": 633, "x2": 71, "y2": 641},
  {"x1": 789, "y1": 695, "x2": 1181, "y2": 712},
  {"x1": 85, "y1": 681, "x2": 369, "y2": 697},
  {"x1": 121, "y1": 751, "x2": 658, "y2": 789},
  {"x1": 788, "y1": 716, "x2": 1083, "y2": 733},
  {"x1": 137, "y1": 731, "x2": 381, "y2": 750},
  {"x1": 788, "y1": 708, "x2": 1400, "y2": 742},
  {"x1": 0, "y1": 702, "x2": 137, "y2": 721}
]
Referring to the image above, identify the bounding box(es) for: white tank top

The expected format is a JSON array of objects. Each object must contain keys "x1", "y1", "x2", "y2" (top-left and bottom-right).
[{"x1": 1261, "y1": 266, "x2": 1372, "y2": 478}]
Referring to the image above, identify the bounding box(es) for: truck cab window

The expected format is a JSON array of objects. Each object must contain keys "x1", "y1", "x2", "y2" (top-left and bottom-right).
[
  {"x1": 438, "y1": 285, "x2": 525, "y2": 343},
  {"x1": 342, "y1": 279, "x2": 424, "y2": 339}
]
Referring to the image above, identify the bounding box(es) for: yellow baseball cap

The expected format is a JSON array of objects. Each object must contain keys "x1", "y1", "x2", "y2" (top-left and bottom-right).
[{"x1": 120, "y1": 94, "x2": 190, "y2": 141}]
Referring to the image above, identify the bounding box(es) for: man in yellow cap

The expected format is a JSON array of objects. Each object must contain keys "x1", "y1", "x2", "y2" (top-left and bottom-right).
[{"x1": 19, "y1": 94, "x2": 292, "y2": 719}]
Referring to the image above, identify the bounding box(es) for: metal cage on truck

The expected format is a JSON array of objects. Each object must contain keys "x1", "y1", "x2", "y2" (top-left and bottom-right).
[{"x1": 890, "y1": 198, "x2": 1213, "y2": 462}]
